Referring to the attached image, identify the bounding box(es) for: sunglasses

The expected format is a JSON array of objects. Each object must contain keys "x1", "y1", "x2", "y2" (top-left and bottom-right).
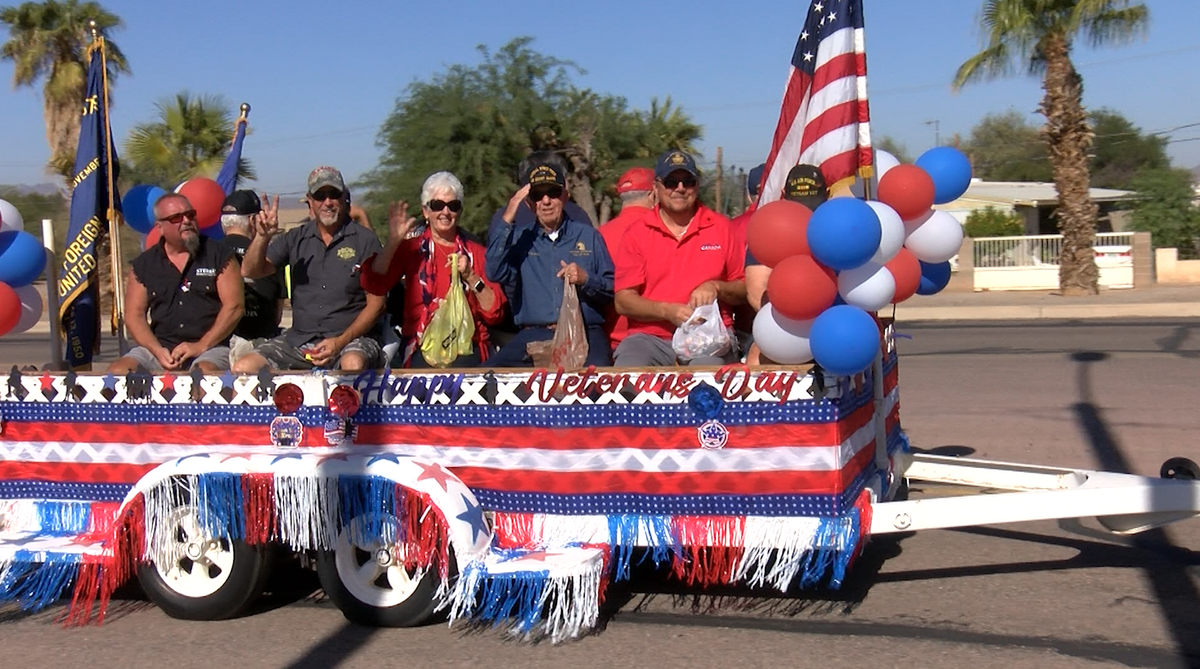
[
  {"x1": 529, "y1": 186, "x2": 564, "y2": 201},
  {"x1": 158, "y1": 209, "x2": 197, "y2": 225},
  {"x1": 427, "y1": 199, "x2": 463, "y2": 213},
  {"x1": 661, "y1": 176, "x2": 698, "y2": 189},
  {"x1": 310, "y1": 189, "x2": 343, "y2": 202}
]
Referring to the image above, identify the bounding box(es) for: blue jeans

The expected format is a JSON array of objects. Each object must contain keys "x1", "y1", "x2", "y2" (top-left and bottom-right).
[{"x1": 489, "y1": 324, "x2": 612, "y2": 368}]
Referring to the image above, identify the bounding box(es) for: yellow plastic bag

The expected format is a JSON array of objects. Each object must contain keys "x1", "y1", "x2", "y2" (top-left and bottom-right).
[
  {"x1": 419, "y1": 253, "x2": 475, "y2": 367},
  {"x1": 527, "y1": 276, "x2": 589, "y2": 369}
]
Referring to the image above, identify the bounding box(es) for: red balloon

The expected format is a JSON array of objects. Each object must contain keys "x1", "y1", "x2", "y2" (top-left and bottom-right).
[
  {"x1": 766, "y1": 254, "x2": 837, "y2": 320},
  {"x1": 747, "y1": 200, "x2": 813, "y2": 268},
  {"x1": 885, "y1": 247, "x2": 921, "y2": 303},
  {"x1": 144, "y1": 226, "x2": 163, "y2": 251},
  {"x1": 876, "y1": 165, "x2": 935, "y2": 222},
  {"x1": 0, "y1": 281, "x2": 20, "y2": 337},
  {"x1": 177, "y1": 177, "x2": 226, "y2": 228}
]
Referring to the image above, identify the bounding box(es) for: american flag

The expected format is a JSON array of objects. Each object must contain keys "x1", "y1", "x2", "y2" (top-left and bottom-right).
[{"x1": 758, "y1": 0, "x2": 872, "y2": 206}]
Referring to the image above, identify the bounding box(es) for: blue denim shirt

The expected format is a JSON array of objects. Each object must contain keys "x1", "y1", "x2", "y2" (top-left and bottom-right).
[{"x1": 485, "y1": 211, "x2": 614, "y2": 327}]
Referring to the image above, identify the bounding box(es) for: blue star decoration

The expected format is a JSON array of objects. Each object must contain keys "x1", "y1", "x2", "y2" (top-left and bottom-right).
[
  {"x1": 220, "y1": 370, "x2": 236, "y2": 391},
  {"x1": 102, "y1": 371, "x2": 117, "y2": 391},
  {"x1": 456, "y1": 493, "x2": 488, "y2": 543}
]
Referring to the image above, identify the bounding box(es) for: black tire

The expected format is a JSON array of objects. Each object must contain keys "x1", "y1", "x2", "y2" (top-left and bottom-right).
[
  {"x1": 136, "y1": 505, "x2": 272, "y2": 621},
  {"x1": 1160, "y1": 457, "x2": 1200, "y2": 480},
  {"x1": 315, "y1": 516, "x2": 448, "y2": 627}
]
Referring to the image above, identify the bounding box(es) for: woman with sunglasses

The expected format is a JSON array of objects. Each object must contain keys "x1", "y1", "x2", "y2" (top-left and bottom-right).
[{"x1": 360, "y1": 171, "x2": 505, "y2": 368}]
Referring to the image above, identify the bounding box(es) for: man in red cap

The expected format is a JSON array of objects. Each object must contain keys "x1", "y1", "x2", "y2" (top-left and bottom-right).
[{"x1": 598, "y1": 167, "x2": 655, "y2": 350}]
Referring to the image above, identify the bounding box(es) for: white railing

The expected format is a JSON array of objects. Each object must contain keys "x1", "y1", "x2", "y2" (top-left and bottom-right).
[{"x1": 972, "y1": 232, "x2": 1135, "y2": 269}]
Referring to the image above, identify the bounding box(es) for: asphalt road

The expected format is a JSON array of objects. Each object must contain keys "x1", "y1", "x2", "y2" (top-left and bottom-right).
[{"x1": 1, "y1": 319, "x2": 1198, "y2": 669}]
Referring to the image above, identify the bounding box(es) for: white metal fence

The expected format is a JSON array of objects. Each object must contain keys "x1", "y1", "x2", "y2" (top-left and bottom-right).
[{"x1": 972, "y1": 232, "x2": 1136, "y2": 269}]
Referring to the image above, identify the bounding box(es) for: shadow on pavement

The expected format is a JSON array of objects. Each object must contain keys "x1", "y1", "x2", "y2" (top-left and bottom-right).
[{"x1": 1070, "y1": 349, "x2": 1200, "y2": 665}]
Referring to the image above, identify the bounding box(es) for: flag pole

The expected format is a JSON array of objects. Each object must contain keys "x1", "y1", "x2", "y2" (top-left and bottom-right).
[{"x1": 93, "y1": 21, "x2": 126, "y2": 354}]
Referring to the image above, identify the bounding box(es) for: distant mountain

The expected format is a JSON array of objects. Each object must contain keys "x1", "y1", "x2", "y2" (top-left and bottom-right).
[{"x1": 0, "y1": 183, "x2": 62, "y2": 197}]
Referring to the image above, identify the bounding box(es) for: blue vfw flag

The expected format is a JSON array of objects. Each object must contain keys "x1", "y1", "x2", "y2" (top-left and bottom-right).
[
  {"x1": 214, "y1": 111, "x2": 248, "y2": 195},
  {"x1": 58, "y1": 42, "x2": 122, "y2": 369}
]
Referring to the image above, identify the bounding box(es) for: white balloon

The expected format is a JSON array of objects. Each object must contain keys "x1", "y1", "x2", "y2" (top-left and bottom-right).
[
  {"x1": 866, "y1": 201, "x2": 905, "y2": 263},
  {"x1": 752, "y1": 304, "x2": 814, "y2": 364},
  {"x1": 837, "y1": 261, "x2": 896, "y2": 312},
  {"x1": 11, "y1": 284, "x2": 43, "y2": 334},
  {"x1": 0, "y1": 198, "x2": 25, "y2": 234},
  {"x1": 904, "y1": 210, "x2": 965, "y2": 263}
]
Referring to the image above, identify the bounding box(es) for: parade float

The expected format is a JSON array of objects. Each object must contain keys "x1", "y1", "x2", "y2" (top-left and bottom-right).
[{"x1": 1, "y1": 9, "x2": 1198, "y2": 644}]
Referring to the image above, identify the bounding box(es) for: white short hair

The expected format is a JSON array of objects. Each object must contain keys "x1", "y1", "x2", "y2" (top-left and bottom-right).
[
  {"x1": 420, "y1": 171, "x2": 464, "y2": 205},
  {"x1": 221, "y1": 213, "x2": 252, "y2": 231}
]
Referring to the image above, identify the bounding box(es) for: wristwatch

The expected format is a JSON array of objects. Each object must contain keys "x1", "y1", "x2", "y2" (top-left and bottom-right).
[{"x1": 470, "y1": 277, "x2": 486, "y2": 293}]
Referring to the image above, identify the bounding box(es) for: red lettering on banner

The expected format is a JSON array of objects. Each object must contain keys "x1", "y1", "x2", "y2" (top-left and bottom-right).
[{"x1": 716, "y1": 363, "x2": 752, "y2": 400}]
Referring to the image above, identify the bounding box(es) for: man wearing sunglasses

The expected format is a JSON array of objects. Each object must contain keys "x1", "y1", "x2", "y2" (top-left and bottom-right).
[
  {"x1": 612, "y1": 150, "x2": 747, "y2": 367},
  {"x1": 108, "y1": 193, "x2": 244, "y2": 375},
  {"x1": 235, "y1": 166, "x2": 387, "y2": 373},
  {"x1": 485, "y1": 154, "x2": 614, "y2": 367}
]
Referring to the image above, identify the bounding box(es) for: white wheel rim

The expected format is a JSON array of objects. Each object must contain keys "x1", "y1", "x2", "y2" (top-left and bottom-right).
[
  {"x1": 334, "y1": 514, "x2": 422, "y2": 607},
  {"x1": 153, "y1": 506, "x2": 235, "y2": 598}
]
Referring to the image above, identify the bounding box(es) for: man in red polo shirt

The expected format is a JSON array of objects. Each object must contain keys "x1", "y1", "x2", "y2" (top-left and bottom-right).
[
  {"x1": 600, "y1": 166, "x2": 655, "y2": 351},
  {"x1": 613, "y1": 150, "x2": 746, "y2": 367}
]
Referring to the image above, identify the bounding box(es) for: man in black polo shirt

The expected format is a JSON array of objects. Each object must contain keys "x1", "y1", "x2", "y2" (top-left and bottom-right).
[
  {"x1": 220, "y1": 190, "x2": 285, "y2": 364},
  {"x1": 234, "y1": 166, "x2": 386, "y2": 372},
  {"x1": 108, "y1": 193, "x2": 244, "y2": 374}
]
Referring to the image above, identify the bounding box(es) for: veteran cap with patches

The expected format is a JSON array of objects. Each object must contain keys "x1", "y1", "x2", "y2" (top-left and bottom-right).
[
  {"x1": 747, "y1": 163, "x2": 766, "y2": 198},
  {"x1": 654, "y1": 150, "x2": 699, "y2": 180},
  {"x1": 782, "y1": 164, "x2": 828, "y2": 210},
  {"x1": 307, "y1": 165, "x2": 347, "y2": 196},
  {"x1": 524, "y1": 162, "x2": 566, "y2": 188},
  {"x1": 222, "y1": 190, "x2": 262, "y2": 215}
]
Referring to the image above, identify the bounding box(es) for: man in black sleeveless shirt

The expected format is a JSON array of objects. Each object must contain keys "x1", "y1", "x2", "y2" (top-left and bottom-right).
[{"x1": 107, "y1": 193, "x2": 244, "y2": 374}]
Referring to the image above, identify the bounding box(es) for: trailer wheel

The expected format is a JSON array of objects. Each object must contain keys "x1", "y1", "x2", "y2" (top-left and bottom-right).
[
  {"x1": 1160, "y1": 457, "x2": 1200, "y2": 481},
  {"x1": 316, "y1": 513, "x2": 447, "y2": 627},
  {"x1": 137, "y1": 504, "x2": 271, "y2": 620}
]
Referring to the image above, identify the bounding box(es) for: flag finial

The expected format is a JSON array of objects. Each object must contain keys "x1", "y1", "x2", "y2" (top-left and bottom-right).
[
  {"x1": 88, "y1": 20, "x2": 96, "y2": 39},
  {"x1": 239, "y1": 103, "x2": 251, "y2": 119}
]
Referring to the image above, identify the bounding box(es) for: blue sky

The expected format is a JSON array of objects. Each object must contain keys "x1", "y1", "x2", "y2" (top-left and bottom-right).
[{"x1": 1, "y1": 0, "x2": 1197, "y2": 195}]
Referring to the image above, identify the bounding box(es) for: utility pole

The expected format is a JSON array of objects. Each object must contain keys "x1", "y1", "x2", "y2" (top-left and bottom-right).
[
  {"x1": 923, "y1": 120, "x2": 941, "y2": 147},
  {"x1": 715, "y1": 146, "x2": 723, "y2": 215}
]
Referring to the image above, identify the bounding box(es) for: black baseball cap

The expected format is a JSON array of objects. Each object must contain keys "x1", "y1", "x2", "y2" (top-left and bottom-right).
[
  {"x1": 222, "y1": 190, "x2": 262, "y2": 215},
  {"x1": 782, "y1": 164, "x2": 828, "y2": 210},
  {"x1": 655, "y1": 150, "x2": 699, "y2": 180}
]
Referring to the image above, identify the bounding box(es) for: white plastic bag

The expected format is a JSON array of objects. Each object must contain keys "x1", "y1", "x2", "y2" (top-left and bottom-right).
[{"x1": 672, "y1": 299, "x2": 733, "y2": 362}]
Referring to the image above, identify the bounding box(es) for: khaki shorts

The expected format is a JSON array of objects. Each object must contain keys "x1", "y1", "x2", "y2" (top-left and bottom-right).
[{"x1": 124, "y1": 345, "x2": 231, "y2": 372}]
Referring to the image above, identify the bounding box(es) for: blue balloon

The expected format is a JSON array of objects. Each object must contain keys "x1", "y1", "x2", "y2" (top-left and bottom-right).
[
  {"x1": 810, "y1": 305, "x2": 880, "y2": 377},
  {"x1": 916, "y1": 260, "x2": 953, "y2": 295},
  {"x1": 807, "y1": 198, "x2": 882, "y2": 271},
  {"x1": 0, "y1": 230, "x2": 47, "y2": 288},
  {"x1": 915, "y1": 147, "x2": 973, "y2": 205},
  {"x1": 122, "y1": 184, "x2": 161, "y2": 234}
]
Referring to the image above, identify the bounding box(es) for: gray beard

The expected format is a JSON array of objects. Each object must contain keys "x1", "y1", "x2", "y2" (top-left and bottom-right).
[{"x1": 183, "y1": 233, "x2": 200, "y2": 255}]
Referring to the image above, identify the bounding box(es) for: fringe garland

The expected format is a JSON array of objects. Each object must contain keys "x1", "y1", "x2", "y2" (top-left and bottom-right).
[
  {"x1": 242, "y1": 474, "x2": 276, "y2": 544},
  {"x1": 273, "y1": 475, "x2": 340, "y2": 551},
  {"x1": 35, "y1": 501, "x2": 92, "y2": 536},
  {"x1": 446, "y1": 553, "x2": 603, "y2": 643},
  {"x1": 670, "y1": 516, "x2": 746, "y2": 587},
  {"x1": 492, "y1": 512, "x2": 536, "y2": 549},
  {"x1": 400, "y1": 486, "x2": 451, "y2": 580},
  {"x1": 608, "y1": 514, "x2": 678, "y2": 581},
  {"x1": 0, "y1": 551, "x2": 82, "y2": 611}
]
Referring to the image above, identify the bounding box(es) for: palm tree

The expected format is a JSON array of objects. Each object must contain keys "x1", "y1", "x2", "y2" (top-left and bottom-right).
[
  {"x1": 953, "y1": 0, "x2": 1149, "y2": 295},
  {"x1": 641, "y1": 96, "x2": 703, "y2": 156},
  {"x1": 1, "y1": 0, "x2": 129, "y2": 180},
  {"x1": 123, "y1": 92, "x2": 256, "y2": 189}
]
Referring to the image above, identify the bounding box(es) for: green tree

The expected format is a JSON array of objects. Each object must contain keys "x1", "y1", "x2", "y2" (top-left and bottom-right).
[
  {"x1": 954, "y1": 0, "x2": 1149, "y2": 295},
  {"x1": 876, "y1": 135, "x2": 913, "y2": 163},
  {"x1": 1, "y1": 0, "x2": 128, "y2": 180},
  {"x1": 1125, "y1": 168, "x2": 1200, "y2": 258},
  {"x1": 963, "y1": 110, "x2": 1053, "y2": 182},
  {"x1": 1087, "y1": 107, "x2": 1170, "y2": 189},
  {"x1": 964, "y1": 205, "x2": 1025, "y2": 237},
  {"x1": 122, "y1": 92, "x2": 256, "y2": 189},
  {"x1": 361, "y1": 37, "x2": 702, "y2": 235}
]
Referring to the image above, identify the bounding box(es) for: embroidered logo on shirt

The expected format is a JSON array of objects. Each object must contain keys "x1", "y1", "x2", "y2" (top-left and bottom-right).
[
  {"x1": 337, "y1": 247, "x2": 357, "y2": 260},
  {"x1": 570, "y1": 241, "x2": 591, "y2": 256},
  {"x1": 194, "y1": 267, "x2": 217, "y2": 277},
  {"x1": 700, "y1": 244, "x2": 723, "y2": 251}
]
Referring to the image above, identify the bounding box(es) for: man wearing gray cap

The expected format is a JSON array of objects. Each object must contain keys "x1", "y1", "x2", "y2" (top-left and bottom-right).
[{"x1": 235, "y1": 166, "x2": 387, "y2": 372}]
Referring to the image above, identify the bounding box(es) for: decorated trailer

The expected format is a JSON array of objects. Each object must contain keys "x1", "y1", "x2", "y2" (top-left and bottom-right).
[{"x1": 0, "y1": 327, "x2": 1197, "y2": 641}]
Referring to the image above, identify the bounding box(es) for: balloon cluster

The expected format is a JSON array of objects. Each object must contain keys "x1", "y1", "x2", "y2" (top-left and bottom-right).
[
  {"x1": 0, "y1": 199, "x2": 46, "y2": 337},
  {"x1": 750, "y1": 146, "x2": 972, "y2": 377},
  {"x1": 123, "y1": 177, "x2": 227, "y2": 250}
]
